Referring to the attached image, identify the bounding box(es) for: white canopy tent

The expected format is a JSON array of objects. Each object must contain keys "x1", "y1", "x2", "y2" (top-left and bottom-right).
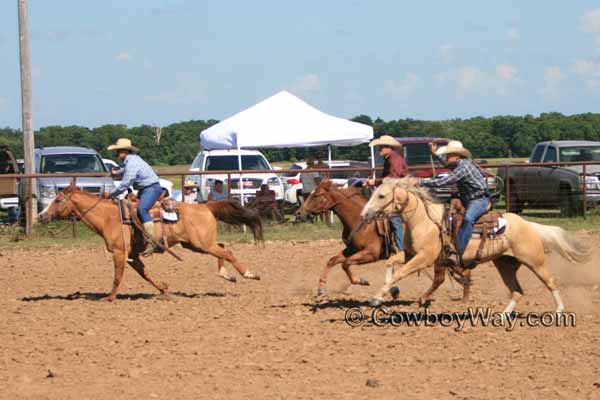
[
  {"x1": 200, "y1": 90, "x2": 374, "y2": 150},
  {"x1": 200, "y1": 91, "x2": 375, "y2": 205}
]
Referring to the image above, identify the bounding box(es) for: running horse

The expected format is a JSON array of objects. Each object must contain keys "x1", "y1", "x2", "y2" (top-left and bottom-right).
[
  {"x1": 361, "y1": 178, "x2": 592, "y2": 312},
  {"x1": 297, "y1": 181, "x2": 471, "y2": 299},
  {"x1": 38, "y1": 184, "x2": 263, "y2": 301}
]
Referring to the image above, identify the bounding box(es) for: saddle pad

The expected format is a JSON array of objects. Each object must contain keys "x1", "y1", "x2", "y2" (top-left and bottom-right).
[
  {"x1": 161, "y1": 210, "x2": 178, "y2": 222},
  {"x1": 472, "y1": 217, "x2": 506, "y2": 238}
]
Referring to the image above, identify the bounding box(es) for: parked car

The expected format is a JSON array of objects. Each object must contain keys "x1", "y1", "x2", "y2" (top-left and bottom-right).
[
  {"x1": 498, "y1": 140, "x2": 600, "y2": 216},
  {"x1": 33, "y1": 147, "x2": 115, "y2": 210},
  {"x1": 282, "y1": 160, "x2": 369, "y2": 204},
  {"x1": 0, "y1": 146, "x2": 20, "y2": 222},
  {"x1": 375, "y1": 137, "x2": 498, "y2": 201},
  {"x1": 102, "y1": 158, "x2": 173, "y2": 196},
  {"x1": 187, "y1": 149, "x2": 284, "y2": 202}
]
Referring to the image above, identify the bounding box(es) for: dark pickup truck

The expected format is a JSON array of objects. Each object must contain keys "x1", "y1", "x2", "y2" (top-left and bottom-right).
[{"x1": 498, "y1": 140, "x2": 600, "y2": 216}]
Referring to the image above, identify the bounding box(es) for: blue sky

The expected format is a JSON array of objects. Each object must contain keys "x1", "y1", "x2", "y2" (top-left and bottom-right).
[{"x1": 1, "y1": 1, "x2": 600, "y2": 129}]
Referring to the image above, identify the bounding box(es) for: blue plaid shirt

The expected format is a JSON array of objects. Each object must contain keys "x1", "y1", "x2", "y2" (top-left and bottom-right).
[
  {"x1": 111, "y1": 154, "x2": 160, "y2": 196},
  {"x1": 422, "y1": 158, "x2": 488, "y2": 202}
]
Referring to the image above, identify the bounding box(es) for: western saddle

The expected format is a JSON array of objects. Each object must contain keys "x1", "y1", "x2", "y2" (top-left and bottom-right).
[{"x1": 443, "y1": 198, "x2": 504, "y2": 268}]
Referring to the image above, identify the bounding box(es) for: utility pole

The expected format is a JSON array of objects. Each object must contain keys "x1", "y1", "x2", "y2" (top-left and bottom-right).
[{"x1": 17, "y1": 0, "x2": 36, "y2": 234}]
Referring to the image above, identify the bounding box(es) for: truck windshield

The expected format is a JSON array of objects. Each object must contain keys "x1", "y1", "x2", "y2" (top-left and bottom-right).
[
  {"x1": 41, "y1": 154, "x2": 106, "y2": 173},
  {"x1": 559, "y1": 146, "x2": 600, "y2": 162},
  {"x1": 205, "y1": 155, "x2": 270, "y2": 171},
  {"x1": 403, "y1": 143, "x2": 437, "y2": 165}
]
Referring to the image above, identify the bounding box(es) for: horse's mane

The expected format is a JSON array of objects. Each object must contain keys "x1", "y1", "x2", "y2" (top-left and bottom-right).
[
  {"x1": 334, "y1": 185, "x2": 368, "y2": 202},
  {"x1": 383, "y1": 177, "x2": 442, "y2": 205}
]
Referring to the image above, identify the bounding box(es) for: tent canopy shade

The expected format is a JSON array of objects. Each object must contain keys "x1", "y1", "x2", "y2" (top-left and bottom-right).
[{"x1": 200, "y1": 91, "x2": 373, "y2": 150}]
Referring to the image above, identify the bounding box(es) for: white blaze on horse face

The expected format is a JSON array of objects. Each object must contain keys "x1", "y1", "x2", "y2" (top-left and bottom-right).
[
  {"x1": 362, "y1": 183, "x2": 396, "y2": 220},
  {"x1": 38, "y1": 195, "x2": 57, "y2": 217}
]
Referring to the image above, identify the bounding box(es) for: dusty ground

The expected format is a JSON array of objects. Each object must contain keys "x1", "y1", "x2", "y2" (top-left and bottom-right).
[{"x1": 1, "y1": 237, "x2": 599, "y2": 400}]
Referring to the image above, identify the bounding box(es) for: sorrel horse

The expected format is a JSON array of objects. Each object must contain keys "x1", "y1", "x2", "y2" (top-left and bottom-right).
[
  {"x1": 361, "y1": 178, "x2": 592, "y2": 312},
  {"x1": 297, "y1": 181, "x2": 405, "y2": 297},
  {"x1": 38, "y1": 184, "x2": 263, "y2": 301}
]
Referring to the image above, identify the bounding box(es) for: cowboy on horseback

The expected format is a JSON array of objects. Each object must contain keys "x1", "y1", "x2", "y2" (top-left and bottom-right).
[
  {"x1": 107, "y1": 138, "x2": 162, "y2": 256},
  {"x1": 422, "y1": 140, "x2": 489, "y2": 267},
  {"x1": 366, "y1": 135, "x2": 408, "y2": 260}
]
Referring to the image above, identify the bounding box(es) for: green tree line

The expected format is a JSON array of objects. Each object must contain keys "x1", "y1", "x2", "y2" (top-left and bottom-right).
[{"x1": 1, "y1": 112, "x2": 600, "y2": 165}]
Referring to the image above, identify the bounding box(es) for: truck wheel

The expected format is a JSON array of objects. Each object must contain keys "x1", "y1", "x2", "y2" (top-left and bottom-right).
[
  {"x1": 507, "y1": 184, "x2": 522, "y2": 213},
  {"x1": 559, "y1": 187, "x2": 577, "y2": 217}
]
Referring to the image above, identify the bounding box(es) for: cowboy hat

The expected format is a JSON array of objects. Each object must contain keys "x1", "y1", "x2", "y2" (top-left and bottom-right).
[
  {"x1": 435, "y1": 140, "x2": 472, "y2": 159},
  {"x1": 183, "y1": 180, "x2": 197, "y2": 188},
  {"x1": 107, "y1": 138, "x2": 139, "y2": 152},
  {"x1": 369, "y1": 135, "x2": 402, "y2": 148}
]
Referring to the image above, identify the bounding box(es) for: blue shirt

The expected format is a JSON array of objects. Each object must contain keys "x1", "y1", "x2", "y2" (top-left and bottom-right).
[
  {"x1": 111, "y1": 154, "x2": 160, "y2": 196},
  {"x1": 210, "y1": 188, "x2": 228, "y2": 201}
]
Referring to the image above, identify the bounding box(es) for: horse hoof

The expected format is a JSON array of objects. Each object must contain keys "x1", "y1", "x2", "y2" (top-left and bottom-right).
[
  {"x1": 317, "y1": 287, "x2": 326, "y2": 297},
  {"x1": 369, "y1": 298, "x2": 383, "y2": 308},
  {"x1": 221, "y1": 274, "x2": 237, "y2": 283},
  {"x1": 100, "y1": 295, "x2": 116, "y2": 302},
  {"x1": 358, "y1": 278, "x2": 370, "y2": 286},
  {"x1": 390, "y1": 286, "x2": 400, "y2": 299},
  {"x1": 243, "y1": 272, "x2": 260, "y2": 280}
]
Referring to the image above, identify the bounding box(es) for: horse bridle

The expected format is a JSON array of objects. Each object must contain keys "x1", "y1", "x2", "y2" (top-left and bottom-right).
[
  {"x1": 373, "y1": 186, "x2": 417, "y2": 219},
  {"x1": 55, "y1": 191, "x2": 104, "y2": 222},
  {"x1": 310, "y1": 188, "x2": 362, "y2": 211}
]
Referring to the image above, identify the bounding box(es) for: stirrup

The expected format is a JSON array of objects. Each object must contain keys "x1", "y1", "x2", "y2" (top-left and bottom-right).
[{"x1": 141, "y1": 242, "x2": 156, "y2": 257}]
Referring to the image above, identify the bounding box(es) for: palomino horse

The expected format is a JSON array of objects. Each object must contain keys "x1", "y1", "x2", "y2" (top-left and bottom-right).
[
  {"x1": 298, "y1": 181, "x2": 417, "y2": 298},
  {"x1": 360, "y1": 178, "x2": 591, "y2": 313},
  {"x1": 39, "y1": 184, "x2": 263, "y2": 301}
]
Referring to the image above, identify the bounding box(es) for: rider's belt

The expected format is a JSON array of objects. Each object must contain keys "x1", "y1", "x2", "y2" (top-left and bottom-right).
[
  {"x1": 463, "y1": 190, "x2": 489, "y2": 201},
  {"x1": 137, "y1": 181, "x2": 161, "y2": 193}
]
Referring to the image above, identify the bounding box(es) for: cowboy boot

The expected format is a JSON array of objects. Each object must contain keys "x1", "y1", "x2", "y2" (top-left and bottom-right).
[{"x1": 141, "y1": 221, "x2": 157, "y2": 256}]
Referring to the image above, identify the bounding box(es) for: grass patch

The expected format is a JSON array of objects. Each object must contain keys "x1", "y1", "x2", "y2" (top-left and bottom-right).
[
  {"x1": 0, "y1": 218, "x2": 342, "y2": 250},
  {"x1": 2, "y1": 205, "x2": 598, "y2": 251}
]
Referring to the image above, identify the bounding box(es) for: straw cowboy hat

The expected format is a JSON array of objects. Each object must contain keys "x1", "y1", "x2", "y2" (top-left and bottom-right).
[
  {"x1": 435, "y1": 140, "x2": 472, "y2": 159},
  {"x1": 183, "y1": 180, "x2": 197, "y2": 188},
  {"x1": 369, "y1": 135, "x2": 402, "y2": 148},
  {"x1": 107, "y1": 138, "x2": 139, "y2": 153}
]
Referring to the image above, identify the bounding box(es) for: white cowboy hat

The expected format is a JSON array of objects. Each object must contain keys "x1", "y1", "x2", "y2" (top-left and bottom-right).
[
  {"x1": 369, "y1": 135, "x2": 402, "y2": 148},
  {"x1": 107, "y1": 138, "x2": 139, "y2": 152},
  {"x1": 435, "y1": 140, "x2": 472, "y2": 159},
  {"x1": 183, "y1": 180, "x2": 197, "y2": 188}
]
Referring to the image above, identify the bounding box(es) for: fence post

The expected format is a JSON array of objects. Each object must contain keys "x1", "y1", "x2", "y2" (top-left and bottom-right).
[
  {"x1": 504, "y1": 164, "x2": 510, "y2": 212},
  {"x1": 181, "y1": 174, "x2": 185, "y2": 199},
  {"x1": 71, "y1": 176, "x2": 77, "y2": 238},
  {"x1": 583, "y1": 164, "x2": 587, "y2": 218}
]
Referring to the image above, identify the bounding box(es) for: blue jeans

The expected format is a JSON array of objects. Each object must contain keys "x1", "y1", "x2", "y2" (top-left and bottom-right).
[
  {"x1": 456, "y1": 197, "x2": 490, "y2": 256},
  {"x1": 138, "y1": 183, "x2": 163, "y2": 223},
  {"x1": 390, "y1": 215, "x2": 404, "y2": 251}
]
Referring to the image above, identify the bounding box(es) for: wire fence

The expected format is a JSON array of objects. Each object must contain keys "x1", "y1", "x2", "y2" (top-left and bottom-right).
[{"x1": 1, "y1": 160, "x2": 600, "y2": 236}]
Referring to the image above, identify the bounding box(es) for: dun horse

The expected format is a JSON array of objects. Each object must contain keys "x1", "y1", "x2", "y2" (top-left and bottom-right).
[
  {"x1": 298, "y1": 181, "x2": 469, "y2": 299},
  {"x1": 361, "y1": 178, "x2": 592, "y2": 313},
  {"x1": 39, "y1": 184, "x2": 263, "y2": 301}
]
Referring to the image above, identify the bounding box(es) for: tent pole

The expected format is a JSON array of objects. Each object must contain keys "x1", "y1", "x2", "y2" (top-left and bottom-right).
[
  {"x1": 237, "y1": 143, "x2": 247, "y2": 233},
  {"x1": 237, "y1": 143, "x2": 244, "y2": 206},
  {"x1": 370, "y1": 145, "x2": 375, "y2": 178},
  {"x1": 327, "y1": 144, "x2": 332, "y2": 164}
]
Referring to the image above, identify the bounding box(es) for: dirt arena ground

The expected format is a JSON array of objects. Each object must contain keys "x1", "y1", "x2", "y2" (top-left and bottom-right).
[{"x1": 1, "y1": 236, "x2": 599, "y2": 400}]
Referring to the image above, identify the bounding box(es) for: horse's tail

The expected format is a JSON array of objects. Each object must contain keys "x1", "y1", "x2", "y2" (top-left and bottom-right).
[
  {"x1": 205, "y1": 201, "x2": 264, "y2": 242},
  {"x1": 528, "y1": 222, "x2": 592, "y2": 264}
]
